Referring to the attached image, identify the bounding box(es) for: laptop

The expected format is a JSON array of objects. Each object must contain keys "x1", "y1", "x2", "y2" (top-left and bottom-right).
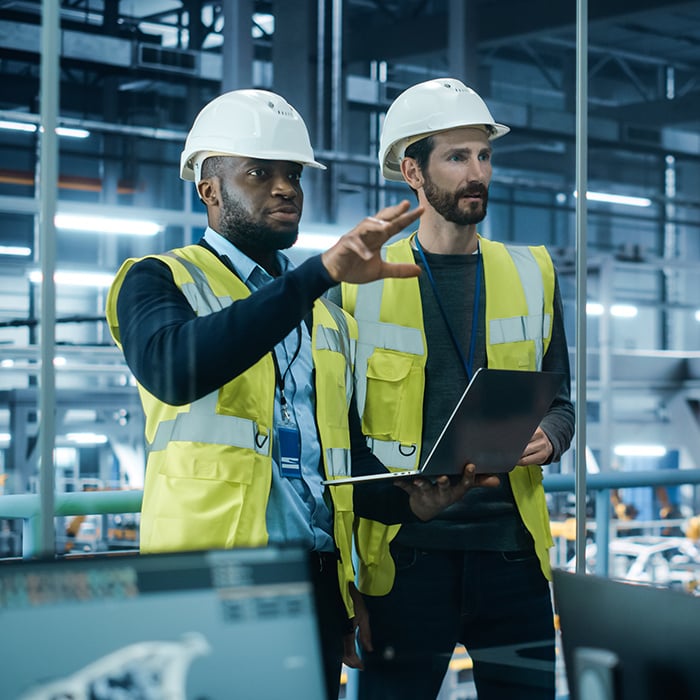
[
  {"x1": 553, "y1": 569, "x2": 700, "y2": 700},
  {"x1": 324, "y1": 367, "x2": 565, "y2": 485},
  {"x1": 0, "y1": 547, "x2": 327, "y2": 700}
]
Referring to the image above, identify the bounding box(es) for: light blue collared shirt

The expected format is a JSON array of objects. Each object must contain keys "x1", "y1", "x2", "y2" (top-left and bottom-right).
[{"x1": 203, "y1": 228, "x2": 335, "y2": 553}]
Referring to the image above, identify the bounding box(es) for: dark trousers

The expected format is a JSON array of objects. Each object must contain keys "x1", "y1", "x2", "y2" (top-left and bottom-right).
[
  {"x1": 311, "y1": 551, "x2": 349, "y2": 700},
  {"x1": 358, "y1": 546, "x2": 555, "y2": 700}
]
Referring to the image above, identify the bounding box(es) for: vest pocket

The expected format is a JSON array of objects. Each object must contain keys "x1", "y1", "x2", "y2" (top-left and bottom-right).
[
  {"x1": 158, "y1": 444, "x2": 256, "y2": 484},
  {"x1": 363, "y1": 350, "x2": 420, "y2": 439},
  {"x1": 491, "y1": 340, "x2": 536, "y2": 370},
  {"x1": 145, "y1": 448, "x2": 269, "y2": 551}
]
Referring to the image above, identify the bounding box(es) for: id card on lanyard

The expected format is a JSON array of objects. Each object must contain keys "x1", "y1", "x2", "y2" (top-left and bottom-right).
[
  {"x1": 274, "y1": 326, "x2": 303, "y2": 479},
  {"x1": 278, "y1": 422, "x2": 302, "y2": 478}
]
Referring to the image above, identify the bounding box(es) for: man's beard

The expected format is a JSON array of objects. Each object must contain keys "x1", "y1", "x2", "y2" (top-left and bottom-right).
[
  {"x1": 218, "y1": 185, "x2": 298, "y2": 254},
  {"x1": 423, "y1": 172, "x2": 488, "y2": 226}
]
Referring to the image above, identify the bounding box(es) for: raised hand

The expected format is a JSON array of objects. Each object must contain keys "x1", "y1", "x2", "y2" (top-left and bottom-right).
[{"x1": 321, "y1": 200, "x2": 423, "y2": 283}]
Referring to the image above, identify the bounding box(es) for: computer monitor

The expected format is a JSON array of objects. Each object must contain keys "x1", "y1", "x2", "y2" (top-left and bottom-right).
[
  {"x1": 553, "y1": 568, "x2": 700, "y2": 700},
  {"x1": 0, "y1": 547, "x2": 327, "y2": 700}
]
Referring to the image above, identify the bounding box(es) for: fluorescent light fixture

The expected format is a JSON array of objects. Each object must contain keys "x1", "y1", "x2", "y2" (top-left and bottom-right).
[
  {"x1": 0, "y1": 121, "x2": 90, "y2": 138},
  {"x1": 610, "y1": 304, "x2": 638, "y2": 318},
  {"x1": 695, "y1": 310, "x2": 700, "y2": 322},
  {"x1": 587, "y1": 191, "x2": 652, "y2": 207},
  {"x1": 1, "y1": 359, "x2": 14, "y2": 368},
  {"x1": 0, "y1": 432, "x2": 10, "y2": 445},
  {"x1": 0, "y1": 245, "x2": 31, "y2": 256},
  {"x1": 574, "y1": 191, "x2": 652, "y2": 208},
  {"x1": 295, "y1": 232, "x2": 342, "y2": 250},
  {"x1": 614, "y1": 444, "x2": 667, "y2": 458},
  {"x1": 65, "y1": 432, "x2": 109, "y2": 445},
  {"x1": 55, "y1": 126, "x2": 90, "y2": 139},
  {"x1": 587, "y1": 302, "x2": 638, "y2": 317},
  {"x1": 29, "y1": 270, "x2": 115, "y2": 288},
  {"x1": 55, "y1": 213, "x2": 162, "y2": 236},
  {"x1": 0, "y1": 120, "x2": 36, "y2": 133}
]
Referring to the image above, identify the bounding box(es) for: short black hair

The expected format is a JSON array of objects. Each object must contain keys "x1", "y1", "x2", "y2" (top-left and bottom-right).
[{"x1": 200, "y1": 155, "x2": 229, "y2": 181}]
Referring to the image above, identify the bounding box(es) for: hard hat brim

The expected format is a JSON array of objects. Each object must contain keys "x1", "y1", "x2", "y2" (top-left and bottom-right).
[{"x1": 180, "y1": 152, "x2": 326, "y2": 182}]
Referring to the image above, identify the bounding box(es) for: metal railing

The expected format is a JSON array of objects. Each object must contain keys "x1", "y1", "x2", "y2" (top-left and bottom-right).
[
  {"x1": 544, "y1": 469, "x2": 700, "y2": 574},
  {"x1": 1, "y1": 469, "x2": 699, "y2": 568},
  {"x1": 0, "y1": 490, "x2": 142, "y2": 558}
]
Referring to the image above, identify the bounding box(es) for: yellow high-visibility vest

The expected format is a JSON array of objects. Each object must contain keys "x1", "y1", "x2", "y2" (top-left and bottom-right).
[
  {"x1": 106, "y1": 244, "x2": 359, "y2": 614},
  {"x1": 342, "y1": 234, "x2": 555, "y2": 595}
]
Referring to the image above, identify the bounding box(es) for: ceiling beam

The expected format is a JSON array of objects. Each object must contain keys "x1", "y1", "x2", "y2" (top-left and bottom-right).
[{"x1": 346, "y1": 0, "x2": 697, "y2": 62}]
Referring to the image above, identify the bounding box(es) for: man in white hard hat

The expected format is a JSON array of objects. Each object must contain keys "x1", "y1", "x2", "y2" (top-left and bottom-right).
[
  {"x1": 105, "y1": 88, "x2": 491, "y2": 700},
  {"x1": 334, "y1": 78, "x2": 575, "y2": 699}
]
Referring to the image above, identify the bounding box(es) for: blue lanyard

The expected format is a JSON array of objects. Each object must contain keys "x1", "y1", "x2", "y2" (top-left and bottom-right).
[{"x1": 414, "y1": 234, "x2": 482, "y2": 382}]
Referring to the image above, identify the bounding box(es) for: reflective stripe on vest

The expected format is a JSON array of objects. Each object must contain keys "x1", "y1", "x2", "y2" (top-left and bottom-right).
[
  {"x1": 163, "y1": 252, "x2": 232, "y2": 314},
  {"x1": 366, "y1": 437, "x2": 418, "y2": 470},
  {"x1": 488, "y1": 245, "x2": 550, "y2": 369},
  {"x1": 148, "y1": 391, "x2": 270, "y2": 455},
  {"x1": 325, "y1": 447, "x2": 352, "y2": 478},
  {"x1": 316, "y1": 301, "x2": 357, "y2": 410},
  {"x1": 316, "y1": 298, "x2": 356, "y2": 479}
]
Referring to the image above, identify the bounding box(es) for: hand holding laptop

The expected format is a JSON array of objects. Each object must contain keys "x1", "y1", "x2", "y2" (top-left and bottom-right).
[
  {"x1": 517, "y1": 426, "x2": 554, "y2": 466},
  {"x1": 394, "y1": 463, "x2": 501, "y2": 521}
]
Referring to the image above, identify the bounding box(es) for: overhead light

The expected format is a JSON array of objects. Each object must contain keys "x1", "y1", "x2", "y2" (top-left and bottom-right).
[
  {"x1": 0, "y1": 245, "x2": 31, "y2": 257},
  {"x1": 695, "y1": 310, "x2": 700, "y2": 322},
  {"x1": 0, "y1": 120, "x2": 36, "y2": 133},
  {"x1": 614, "y1": 444, "x2": 667, "y2": 458},
  {"x1": 0, "y1": 120, "x2": 90, "y2": 138},
  {"x1": 610, "y1": 304, "x2": 638, "y2": 318},
  {"x1": 55, "y1": 213, "x2": 162, "y2": 236},
  {"x1": 65, "y1": 432, "x2": 108, "y2": 445},
  {"x1": 56, "y1": 126, "x2": 90, "y2": 139},
  {"x1": 0, "y1": 432, "x2": 10, "y2": 445},
  {"x1": 28, "y1": 270, "x2": 115, "y2": 288},
  {"x1": 295, "y1": 232, "x2": 342, "y2": 250},
  {"x1": 574, "y1": 191, "x2": 652, "y2": 207},
  {"x1": 586, "y1": 302, "x2": 638, "y2": 318}
]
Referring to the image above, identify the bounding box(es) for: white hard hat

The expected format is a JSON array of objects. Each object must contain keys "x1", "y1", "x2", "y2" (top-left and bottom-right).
[
  {"x1": 180, "y1": 89, "x2": 326, "y2": 182},
  {"x1": 379, "y1": 77, "x2": 510, "y2": 181}
]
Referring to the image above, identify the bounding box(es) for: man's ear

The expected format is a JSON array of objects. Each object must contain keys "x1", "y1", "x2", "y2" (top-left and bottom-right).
[
  {"x1": 197, "y1": 177, "x2": 219, "y2": 206},
  {"x1": 400, "y1": 157, "x2": 423, "y2": 191}
]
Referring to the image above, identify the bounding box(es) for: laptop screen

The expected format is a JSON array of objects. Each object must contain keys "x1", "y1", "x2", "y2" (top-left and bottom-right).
[
  {"x1": 553, "y1": 569, "x2": 700, "y2": 700},
  {"x1": 0, "y1": 547, "x2": 326, "y2": 700}
]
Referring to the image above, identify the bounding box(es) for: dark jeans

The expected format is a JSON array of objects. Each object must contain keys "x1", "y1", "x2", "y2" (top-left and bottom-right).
[
  {"x1": 311, "y1": 551, "x2": 349, "y2": 700},
  {"x1": 358, "y1": 546, "x2": 555, "y2": 700}
]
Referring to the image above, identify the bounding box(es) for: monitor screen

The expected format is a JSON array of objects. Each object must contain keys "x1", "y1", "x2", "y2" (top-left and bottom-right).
[
  {"x1": 553, "y1": 569, "x2": 700, "y2": 700},
  {"x1": 0, "y1": 547, "x2": 327, "y2": 700}
]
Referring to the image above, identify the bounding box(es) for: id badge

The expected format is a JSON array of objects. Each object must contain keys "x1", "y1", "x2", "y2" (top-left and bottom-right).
[{"x1": 278, "y1": 424, "x2": 302, "y2": 479}]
